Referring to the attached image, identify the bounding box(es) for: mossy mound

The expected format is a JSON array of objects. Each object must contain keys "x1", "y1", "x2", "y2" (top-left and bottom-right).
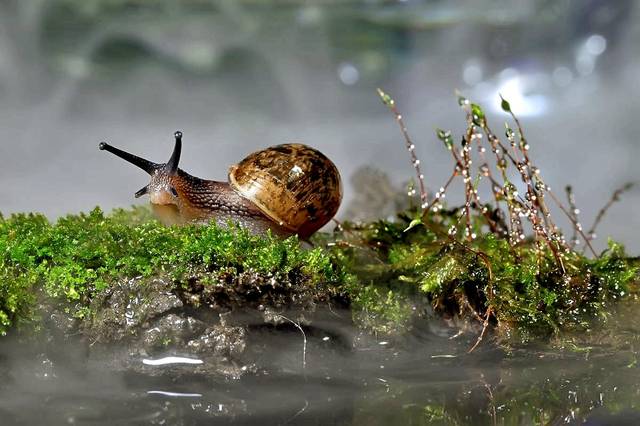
[
  {"x1": 1, "y1": 204, "x2": 638, "y2": 349},
  {"x1": 0, "y1": 206, "x2": 350, "y2": 337},
  {"x1": 327, "y1": 212, "x2": 639, "y2": 345}
]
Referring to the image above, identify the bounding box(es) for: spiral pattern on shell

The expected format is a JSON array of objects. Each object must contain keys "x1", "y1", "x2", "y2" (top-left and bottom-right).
[{"x1": 228, "y1": 143, "x2": 342, "y2": 238}]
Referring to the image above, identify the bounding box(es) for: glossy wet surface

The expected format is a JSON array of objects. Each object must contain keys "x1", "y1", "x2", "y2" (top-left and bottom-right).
[{"x1": 2, "y1": 309, "x2": 640, "y2": 426}]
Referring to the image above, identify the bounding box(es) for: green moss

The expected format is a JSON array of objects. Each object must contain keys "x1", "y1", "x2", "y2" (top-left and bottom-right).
[
  {"x1": 0, "y1": 206, "x2": 349, "y2": 335},
  {"x1": 1, "y1": 204, "x2": 638, "y2": 343},
  {"x1": 326, "y1": 207, "x2": 639, "y2": 343}
]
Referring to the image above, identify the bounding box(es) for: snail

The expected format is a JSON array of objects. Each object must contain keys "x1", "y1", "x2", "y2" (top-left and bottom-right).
[{"x1": 98, "y1": 131, "x2": 342, "y2": 239}]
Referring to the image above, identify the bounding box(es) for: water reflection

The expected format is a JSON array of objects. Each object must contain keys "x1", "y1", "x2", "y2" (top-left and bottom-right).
[{"x1": 2, "y1": 312, "x2": 640, "y2": 425}]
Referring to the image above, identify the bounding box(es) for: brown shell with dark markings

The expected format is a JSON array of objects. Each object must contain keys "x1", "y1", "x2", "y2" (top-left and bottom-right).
[{"x1": 228, "y1": 143, "x2": 342, "y2": 239}]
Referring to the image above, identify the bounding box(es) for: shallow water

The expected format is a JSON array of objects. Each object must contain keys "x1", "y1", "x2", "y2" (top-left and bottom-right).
[{"x1": 2, "y1": 307, "x2": 640, "y2": 426}]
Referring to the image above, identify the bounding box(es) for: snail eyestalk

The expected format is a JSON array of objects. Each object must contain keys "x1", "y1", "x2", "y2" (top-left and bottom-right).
[
  {"x1": 98, "y1": 142, "x2": 159, "y2": 175},
  {"x1": 166, "y1": 131, "x2": 182, "y2": 175},
  {"x1": 134, "y1": 185, "x2": 149, "y2": 198}
]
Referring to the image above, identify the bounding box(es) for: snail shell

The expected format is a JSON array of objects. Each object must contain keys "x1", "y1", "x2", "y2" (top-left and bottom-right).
[{"x1": 229, "y1": 143, "x2": 342, "y2": 238}]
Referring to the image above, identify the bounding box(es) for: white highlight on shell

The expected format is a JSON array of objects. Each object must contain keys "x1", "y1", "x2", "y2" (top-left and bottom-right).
[{"x1": 290, "y1": 165, "x2": 304, "y2": 178}]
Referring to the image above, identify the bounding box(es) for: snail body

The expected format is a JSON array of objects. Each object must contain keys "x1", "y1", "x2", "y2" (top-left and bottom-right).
[{"x1": 98, "y1": 131, "x2": 342, "y2": 239}]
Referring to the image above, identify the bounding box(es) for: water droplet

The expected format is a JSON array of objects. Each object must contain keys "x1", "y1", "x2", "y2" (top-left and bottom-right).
[{"x1": 505, "y1": 127, "x2": 515, "y2": 140}]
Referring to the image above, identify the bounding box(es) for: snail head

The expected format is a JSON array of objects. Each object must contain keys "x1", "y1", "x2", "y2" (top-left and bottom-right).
[{"x1": 99, "y1": 131, "x2": 183, "y2": 206}]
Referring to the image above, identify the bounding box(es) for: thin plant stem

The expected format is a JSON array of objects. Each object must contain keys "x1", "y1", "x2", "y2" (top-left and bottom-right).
[
  {"x1": 587, "y1": 182, "x2": 634, "y2": 241},
  {"x1": 377, "y1": 88, "x2": 429, "y2": 209}
]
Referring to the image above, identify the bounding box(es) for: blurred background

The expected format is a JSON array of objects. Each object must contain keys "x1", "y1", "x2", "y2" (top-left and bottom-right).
[{"x1": 1, "y1": 0, "x2": 639, "y2": 251}]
